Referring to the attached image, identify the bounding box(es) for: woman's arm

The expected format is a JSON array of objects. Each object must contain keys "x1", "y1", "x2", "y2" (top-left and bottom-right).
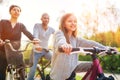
[
  {"x1": 21, "y1": 24, "x2": 34, "y2": 40},
  {"x1": 0, "y1": 20, "x2": 4, "y2": 46},
  {"x1": 0, "y1": 20, "x2": 2, "y2": 39}
]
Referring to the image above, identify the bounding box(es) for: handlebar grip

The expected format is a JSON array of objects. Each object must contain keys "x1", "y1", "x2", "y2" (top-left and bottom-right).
[
  {"x1": 58, "y1": 48, "x2": 80, "y2": 52},
  {"x1": 71, "y1": 48, "x2": 80, "y2": 52},
  {"x1": 105, "y1": 47, "x2": 118, "y2": 55},
  {"x1": 106, "y1": 50, "x2": 117, "y2": 55}
]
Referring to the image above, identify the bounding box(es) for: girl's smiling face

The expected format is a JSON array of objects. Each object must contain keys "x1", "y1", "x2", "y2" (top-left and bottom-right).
[
  {"x1": 59, "y1": 13, "x2": 78, "y2": 41},
  {"x1": 64, "y1": 15, "x2": 77, "y2": 33}
]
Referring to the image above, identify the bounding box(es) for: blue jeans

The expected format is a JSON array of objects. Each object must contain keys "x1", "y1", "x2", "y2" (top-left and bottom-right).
[{"x1": 27, "y1": 50, "x2": 52, "y2": 80}]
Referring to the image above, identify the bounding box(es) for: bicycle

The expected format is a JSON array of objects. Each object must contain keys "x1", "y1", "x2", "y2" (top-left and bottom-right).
[
  {"x1": 35, "y1": 53, "x2": 51, "y2": 80},
  {"x1": 59, "y1": 47, "x2": 119, "y2": 80},
  {"x1": 29, "y1": 46, "x2": 52, "y2": 80},
  {"x1": 4, "y1": 39, "x2": 52, "y2": 80},
  {"x1": 4, "y1": 39, "x2": 33, "y2": 80}
]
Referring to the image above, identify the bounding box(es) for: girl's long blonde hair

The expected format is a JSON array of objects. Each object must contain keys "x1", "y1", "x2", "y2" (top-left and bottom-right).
[{"x1": 59, "y1": 13, "x2": 78, "y2": 43}]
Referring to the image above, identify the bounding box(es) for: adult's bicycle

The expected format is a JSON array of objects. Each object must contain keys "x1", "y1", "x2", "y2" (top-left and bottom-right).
[
  {"x1": 4, "y1": 39, "x2": 33, "y2": 80},
  {"x1": 35, "y1": 53, "x2": 51, "y2": 80},
  {"x1": 4, "y1": 39, "x2": 52, "y2": 80},
  {"x1": 29, "y1": 42, "x2": 52, "y2": 80},
  {"x1": 59, "y1": 47, "x2": 119, "y2": 80}
]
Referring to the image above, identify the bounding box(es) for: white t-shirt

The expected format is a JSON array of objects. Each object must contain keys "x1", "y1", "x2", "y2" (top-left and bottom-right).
[{"x1": 33, "y1": 23, "x2": 55, "y2": 49}]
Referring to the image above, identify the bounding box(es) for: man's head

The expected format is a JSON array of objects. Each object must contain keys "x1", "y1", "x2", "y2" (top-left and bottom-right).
[{"x1": 41, "y1": 13, "x2": 49, "y2": 26}]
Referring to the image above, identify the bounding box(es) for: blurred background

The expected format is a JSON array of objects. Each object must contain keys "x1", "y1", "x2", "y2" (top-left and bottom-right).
[
  {"x1": 0, "y1": 0, "x2": 120, "y2": 74},
  {"x1": 0, "y1": 0, "x2": 120, "y2": 42}
]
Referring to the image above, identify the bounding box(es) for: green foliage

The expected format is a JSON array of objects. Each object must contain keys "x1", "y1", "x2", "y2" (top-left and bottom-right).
[
  {"x1": 76, "y1": 75, "x2": 82, "y2": 80},
  {"x1": 23, "y1": 43, "x2": 33, "y2": 60},
  {"x1": 78, "y1": 48, "x2": 120, "y2": 73},
  {"x1": 84, "y1": 27, "x2": 120, "y2": 73},
  {"x1": 78, "y1": 55, "x2": 92, "y2": 61},
  {"x1": 21, "y1": 43, "x2": 33, "y2": 65},
  {"x1": 88, "y1": 27, "x2": 120, "y2": 47},
  {"x1": 118, "y1": 48, "x2": 120, "y2": 51},
  {"x1": 100, "y1": 55, "x2": 120, "y2": 73},
  {"x1": 115, "y1": 27, "x2": 120, "y2": 47}
]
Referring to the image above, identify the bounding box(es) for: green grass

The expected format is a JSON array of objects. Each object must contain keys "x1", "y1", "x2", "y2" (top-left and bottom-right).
[
  {"x1": 76, "y1": 75, "x2": 82, "y2": 80},
  {"x1": 26, "y1": 66, "x2": 82, "y2": 80}
]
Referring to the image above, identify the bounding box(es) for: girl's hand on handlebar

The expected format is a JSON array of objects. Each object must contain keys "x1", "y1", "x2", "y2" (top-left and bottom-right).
[{"x1": 60, "y1": 44, "x2": 72, "y2": 55}]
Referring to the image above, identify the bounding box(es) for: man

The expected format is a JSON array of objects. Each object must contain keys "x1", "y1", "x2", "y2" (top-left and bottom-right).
[
  {"x1": 0, "y1": 5, "x2": 35, "y2": 80},
  {"x1": 27, "y1": 13, "x2": 55, "y2": 80}
]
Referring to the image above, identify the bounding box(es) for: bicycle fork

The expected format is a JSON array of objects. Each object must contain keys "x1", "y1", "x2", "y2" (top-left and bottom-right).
[{"x1": 37, "y1": 64, "x2": 46, "y2": 80}]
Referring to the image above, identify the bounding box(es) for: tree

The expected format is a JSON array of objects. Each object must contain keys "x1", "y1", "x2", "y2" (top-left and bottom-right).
[
  {"x1": 78, "y1": 0, "x2": 120, "y2": 38},
  {"x1": 115, "y1": 27, "x2": 120, "y2": 47}
]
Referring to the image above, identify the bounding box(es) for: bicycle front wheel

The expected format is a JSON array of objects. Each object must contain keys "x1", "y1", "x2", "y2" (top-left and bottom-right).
[{"x1": 6, "y1": 69, "x2": 15, "y2": 80}]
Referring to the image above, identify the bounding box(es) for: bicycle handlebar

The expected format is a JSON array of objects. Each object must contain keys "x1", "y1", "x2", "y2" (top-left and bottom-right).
[
  {"x1": 4, "y1": 39, "x2": 51, "y2": 53},
  {"x1": 4, "y1": 39, "x2": 33, "y2": 53},
  {"x1": 58, "y1": 47, "x2": 118, "y2": 55}
]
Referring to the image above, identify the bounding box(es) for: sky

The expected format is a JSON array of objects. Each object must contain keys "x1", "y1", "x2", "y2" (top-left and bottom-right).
[
  {"x1": 0, "y1": 0, "x2": 95, "y2": 39},
  {"x1": 0, "y1": 0, "x2": 120, "y2": 44},
  {"x1": 0, "y1": 0, "x2": 91, "y2": 27}
]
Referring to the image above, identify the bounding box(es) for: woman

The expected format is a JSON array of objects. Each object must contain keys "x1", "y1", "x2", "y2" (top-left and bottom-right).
[
  {"x1": 50, "y1": 13, "x2": 109, "y2": 80},
  {"x1": 0, "y1": 5, "x2": 34, "y2": 80}
]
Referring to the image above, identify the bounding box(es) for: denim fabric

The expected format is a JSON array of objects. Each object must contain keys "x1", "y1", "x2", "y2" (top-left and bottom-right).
[{"x1": 27, "y1": 50, "x2": 52, "y2": 80}]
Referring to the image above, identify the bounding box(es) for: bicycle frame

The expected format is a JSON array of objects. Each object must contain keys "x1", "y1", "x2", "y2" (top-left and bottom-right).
[
  {"x1": 4, "y1": 39, "x2": 51, "y2": 80},
  {"x1": 81, "y1": 47, "x2": 117, "y2": 80},
  {"x1": 82, "y1": 52, "x2": 103, "y2": 80}
]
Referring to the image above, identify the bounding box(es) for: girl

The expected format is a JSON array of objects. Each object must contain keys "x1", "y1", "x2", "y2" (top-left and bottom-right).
[{"x1": 50, "y1": 13, "x2": 108, "y2": 80}]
